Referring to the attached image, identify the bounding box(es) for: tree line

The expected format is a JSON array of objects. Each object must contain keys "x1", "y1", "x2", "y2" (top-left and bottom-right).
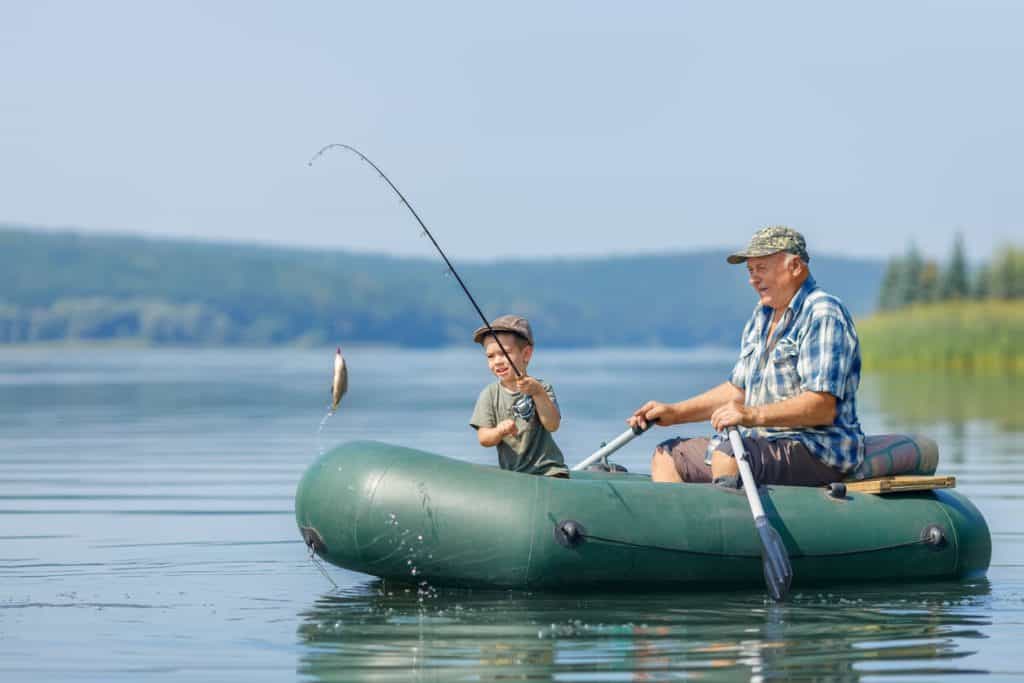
[
  {"x1": 0, "y1": 226, "x2": 885, "y2": 347},
  {"x1": 877, "y1": 234, "x2": 1024, "y2": 310}
]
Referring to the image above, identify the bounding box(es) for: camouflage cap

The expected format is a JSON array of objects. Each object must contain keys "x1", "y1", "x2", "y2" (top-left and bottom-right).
[
  {"x1": 727, "y1": 225, "x2": 810, "y2": 264},
  {"x1": 473, "y1": 314, "x2": 534, "y2": 346}
]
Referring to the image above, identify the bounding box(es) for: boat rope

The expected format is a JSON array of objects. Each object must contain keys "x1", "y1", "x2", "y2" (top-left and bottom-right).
[
  {"x1": 790, "y1": 537, "x2": 932, "y2": 559},
  {"x1": 583, "y1": 533, "x2": 760, "y2": 559},
  {"x1": 308, "y1": 545, "x2": 338, "y2": 590},
  {"x1": 580, "y1": 532, "x2": 933, "y2": 559}
]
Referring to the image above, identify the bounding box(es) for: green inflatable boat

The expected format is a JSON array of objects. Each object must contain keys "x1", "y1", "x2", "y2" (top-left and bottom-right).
[{"x1": 295, "y1": 440, "x2": 990, "y2": 590}]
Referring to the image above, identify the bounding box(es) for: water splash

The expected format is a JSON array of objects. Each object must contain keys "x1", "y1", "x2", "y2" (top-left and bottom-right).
[
  {"x1": 383, "y1": 512, "x2": 438, "y2": 607},
  {"x1": 316, "y1": 408, "x2": 334, "y2": 456}
]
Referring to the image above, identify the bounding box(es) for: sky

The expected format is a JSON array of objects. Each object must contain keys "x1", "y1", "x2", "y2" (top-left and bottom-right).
[{"x1": 2, "y1": 1, "x2": 1022, "y2": 263}]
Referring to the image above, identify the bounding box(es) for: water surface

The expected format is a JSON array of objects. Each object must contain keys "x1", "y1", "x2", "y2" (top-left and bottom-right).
[{"x1": 1, "y1": 347, "x2": 1020, "y2": 681}]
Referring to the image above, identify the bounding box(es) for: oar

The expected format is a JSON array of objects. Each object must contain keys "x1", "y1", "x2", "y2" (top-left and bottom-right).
[
  {"x1": 727, "y1": 427, "x2": 793, "y2": 601},
  {"x1": 571, "y1": 420, "x2": 655, "y2": 471}
]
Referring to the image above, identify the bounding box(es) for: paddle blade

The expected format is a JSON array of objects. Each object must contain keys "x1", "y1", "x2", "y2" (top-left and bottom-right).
[{"x1": 756, "y1": 516, "x2": 793, "y2": 602}]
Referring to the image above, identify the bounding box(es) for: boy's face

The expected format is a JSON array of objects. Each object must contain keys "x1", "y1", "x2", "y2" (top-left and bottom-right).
[{"x1": 482, "y1": 333, "x2": 533, "y2": 385}]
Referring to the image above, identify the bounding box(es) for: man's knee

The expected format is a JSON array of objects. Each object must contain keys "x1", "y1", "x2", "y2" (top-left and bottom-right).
[
  {"x1": 650, "y1": 447, "x2": 673, "y2": 470},
  {"x1": 710, "y1": 450, "x2": 738, "y2": 478},
  {"x1": 651, "y1": 447, "x2": 684, "y2": 482}
]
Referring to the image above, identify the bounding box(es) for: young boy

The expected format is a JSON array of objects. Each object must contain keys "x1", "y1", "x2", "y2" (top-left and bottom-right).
[{"x1": 469, "y1": 315, "x2": 569, "y2": 478}]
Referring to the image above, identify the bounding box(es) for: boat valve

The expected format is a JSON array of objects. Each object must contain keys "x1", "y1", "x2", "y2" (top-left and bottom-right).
[
  {"x1": 554, "y1": 520, "x2": 586, "y2": 548},
  {"x1": 827, "y1": 482, "x2": 847, "y2": 499},
  {"x1": 921, "y1": 524, "x2": 947, "y2": 549}
]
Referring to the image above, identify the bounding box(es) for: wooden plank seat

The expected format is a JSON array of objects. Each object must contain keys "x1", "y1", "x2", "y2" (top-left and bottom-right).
[{"x1": 843, "y1": 475, "x2": 956, "y2": 494}]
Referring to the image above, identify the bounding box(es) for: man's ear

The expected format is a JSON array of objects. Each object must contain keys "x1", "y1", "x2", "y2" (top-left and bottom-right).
[{"x1": 789, "y1": 256, "x2": 805, "y2": 277}]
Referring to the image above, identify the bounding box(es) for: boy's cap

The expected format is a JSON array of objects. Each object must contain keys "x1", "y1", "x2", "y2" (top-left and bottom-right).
[
  {"x1": 473, "y1": 315, "x2": 534, "y2": 345},
  {"x1": 727, "y1": 225, "x2": 810, "y2": 264}
]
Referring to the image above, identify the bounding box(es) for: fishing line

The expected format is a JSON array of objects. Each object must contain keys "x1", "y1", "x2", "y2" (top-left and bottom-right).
[{"x1": 308, "y1": 143, "x2": 524, "y2": 379}]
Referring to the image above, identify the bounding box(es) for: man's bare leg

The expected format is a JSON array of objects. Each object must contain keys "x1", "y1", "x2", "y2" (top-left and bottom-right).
[
  {"x1": 650, "y1": 448, "x2": 684, "y2": 483},
  {"x1": 711, "y1": 450, "x2": 739, "y2": 480}
]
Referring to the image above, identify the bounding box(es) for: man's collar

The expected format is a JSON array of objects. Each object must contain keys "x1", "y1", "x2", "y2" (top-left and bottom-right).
[{"x1": 787, "y1": 275, "x2": 817, "y2": 314}]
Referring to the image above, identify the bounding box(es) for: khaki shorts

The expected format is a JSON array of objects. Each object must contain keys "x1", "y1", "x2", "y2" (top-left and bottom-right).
[{"x1": 656, "y1": 435, "x2": 843, "y2": 486}]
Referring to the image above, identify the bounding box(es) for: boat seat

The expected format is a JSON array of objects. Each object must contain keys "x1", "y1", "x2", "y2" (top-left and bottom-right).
[{"x1": 844, "y1": 434, "x2": 939, "y2": 481}]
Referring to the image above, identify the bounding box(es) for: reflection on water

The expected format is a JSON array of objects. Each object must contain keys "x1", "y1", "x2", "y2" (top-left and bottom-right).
[
  {"x1": 298, "y1": 580, "x2": 993, "y2": 682},
  {"x1": 0, "y1": 348, "x2": 1021, "y2": 681},
  {"x1": 865, "y1": 372, "x2": 1024, "y2": 432}
]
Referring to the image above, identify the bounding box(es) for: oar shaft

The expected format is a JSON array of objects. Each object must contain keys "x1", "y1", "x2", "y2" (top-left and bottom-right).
[
  {"x1": 571, "y1": 425, "x2": 644, "y2": 471},
  {"x1": 728, "y1": 426, "x2": 793, "y2": 602},
  {"x1": 728, "y1": 429, "x2": 766, "y2": 518}
]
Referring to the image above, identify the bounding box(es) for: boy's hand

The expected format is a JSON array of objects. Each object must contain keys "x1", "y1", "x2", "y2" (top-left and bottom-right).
[
  {"x1": 497, "y1": 419, "x2": 518, "y2": 437},
  {"x1": 515, "y1": 375, "x2": 544, "y2": 397}
]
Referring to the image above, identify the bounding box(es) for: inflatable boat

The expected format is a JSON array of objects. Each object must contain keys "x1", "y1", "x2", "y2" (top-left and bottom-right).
[{"x1": 294, "y1": 436, "x2": 990, "y2": 590}]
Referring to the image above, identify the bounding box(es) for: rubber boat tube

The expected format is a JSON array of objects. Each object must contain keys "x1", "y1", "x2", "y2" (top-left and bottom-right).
[{"x1": 295, "y1": 441, "x2": 991, "y2": 590}]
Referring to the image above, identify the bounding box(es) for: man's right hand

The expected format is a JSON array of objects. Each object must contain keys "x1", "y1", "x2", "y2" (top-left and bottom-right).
[{"x1": 628, "y1": 401, "x2": 673, "y2": 430}]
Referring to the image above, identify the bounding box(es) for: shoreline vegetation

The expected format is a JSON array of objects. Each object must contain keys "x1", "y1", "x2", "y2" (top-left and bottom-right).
[
  {"x1": 858, "y1": 300, "x2": 1024, "y2": 374},
  {"x1": 861, "y1": 236, "x2": 1023, "y2": 374}
]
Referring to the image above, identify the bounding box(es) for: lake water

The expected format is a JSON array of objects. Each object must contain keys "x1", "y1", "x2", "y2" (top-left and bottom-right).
[{"x1": 1, "y1": 347, "x2": 1020, "y2": 681}]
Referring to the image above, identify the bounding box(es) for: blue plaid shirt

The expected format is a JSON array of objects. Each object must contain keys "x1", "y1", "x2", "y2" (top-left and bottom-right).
[{"x1": 729, "y1": 276, "x2": 865, "y2": 472}]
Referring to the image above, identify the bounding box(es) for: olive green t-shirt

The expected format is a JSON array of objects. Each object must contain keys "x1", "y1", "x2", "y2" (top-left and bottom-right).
[{"x1": 469, "y1": 381, "x2": 568, "y2": 477}]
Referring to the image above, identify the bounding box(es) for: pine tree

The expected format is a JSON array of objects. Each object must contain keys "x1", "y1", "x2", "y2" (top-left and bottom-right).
[
  {"x1": 919, "y1": 261, "x2": 940, "y2": 302},
  {"x1": 877, "y1": 257, "x2": 903, "y2": 310},
  {"x1": 990, "y1": 248, "x2": 1015, "y2": 300},
  {"x1": 898, "y1": 243, "x2": 924, "y2": 306},
  {"x1": 973, "y1": 264, "x2": 991, "y2": 299},
  {"x1": 1011, "y1": 248, "x2": 1024, "y2": 299},
  {"x1": 940, "y1": 233, "x2": 969, "y2": 300}
]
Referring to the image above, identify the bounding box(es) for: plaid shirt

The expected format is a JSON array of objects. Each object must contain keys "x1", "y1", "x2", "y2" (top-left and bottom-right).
[{"x1": 729, "y1": 276, "x2": 865, "y2": 472}]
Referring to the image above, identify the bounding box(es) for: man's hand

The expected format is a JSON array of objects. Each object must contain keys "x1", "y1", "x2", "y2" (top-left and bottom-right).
[
  {"x1": 628, "y1": 401, "x2": 674, "y2": 430},
  {"x1": 515, "y1": 375, "x2": 544, "y2": 397},
  {"x1": 497, "y1": 418, "x2": 518, "y2": 437},
  {"x1": 710, "y1": 400, "x2": 754, "y2": 432}
]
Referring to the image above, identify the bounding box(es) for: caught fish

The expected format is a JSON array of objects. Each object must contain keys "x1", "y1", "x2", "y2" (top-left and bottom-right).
[{"x1": 330, "y1": 346, "x2": 348, "y2": 413}]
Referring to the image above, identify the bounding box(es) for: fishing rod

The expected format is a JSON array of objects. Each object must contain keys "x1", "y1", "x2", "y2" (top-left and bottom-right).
[{"x1": 308, "y1": 143, "x2": 523, "y2": 378}]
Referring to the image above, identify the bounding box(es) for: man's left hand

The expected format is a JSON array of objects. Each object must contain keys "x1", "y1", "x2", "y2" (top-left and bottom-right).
[{"x1": 710, "y1": 400, "x2": 754, "y2": 431}]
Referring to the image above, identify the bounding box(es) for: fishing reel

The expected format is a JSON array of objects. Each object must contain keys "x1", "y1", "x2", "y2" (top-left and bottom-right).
[{"x1": 512, "y1": 395, "x2": 536, "y2": 422}]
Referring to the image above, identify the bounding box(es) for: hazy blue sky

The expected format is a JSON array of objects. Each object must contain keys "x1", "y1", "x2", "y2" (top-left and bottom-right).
[{"x1": 2, "y1": 1, "x2": 1022, "y2": 262}]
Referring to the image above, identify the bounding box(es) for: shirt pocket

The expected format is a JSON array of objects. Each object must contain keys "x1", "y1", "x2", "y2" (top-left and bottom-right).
[
  {"x1": 769, "y1": 338, "x2": 800, "y2": 398},
  {"x1": 731, "y1": 341, "x2": 758, "y2": 388}
]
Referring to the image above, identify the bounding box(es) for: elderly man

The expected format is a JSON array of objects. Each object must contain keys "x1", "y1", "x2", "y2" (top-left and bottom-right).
[{"x1": 629, "y1": 226, "x2": 865, "y2": 486}]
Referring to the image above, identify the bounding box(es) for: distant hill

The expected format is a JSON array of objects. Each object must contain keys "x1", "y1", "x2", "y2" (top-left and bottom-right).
[{"x1": 0, "y1": 226, "x2": 885, "y2": 347}]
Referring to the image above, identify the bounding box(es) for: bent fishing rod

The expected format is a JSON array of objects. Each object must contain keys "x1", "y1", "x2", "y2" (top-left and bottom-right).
[{"x1": 308, "y1": 143, "x2": 523, "y2": 377}]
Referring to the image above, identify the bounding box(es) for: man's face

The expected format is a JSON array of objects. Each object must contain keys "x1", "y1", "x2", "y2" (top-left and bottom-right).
[{"x1": 746, "y1": 252, "x2": 803, "y2": 310}]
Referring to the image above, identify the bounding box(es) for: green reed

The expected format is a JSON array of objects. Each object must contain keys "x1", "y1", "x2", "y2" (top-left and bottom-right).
[{"x1": 858, "y1": 300, "x2": 1024, "y2": 374}]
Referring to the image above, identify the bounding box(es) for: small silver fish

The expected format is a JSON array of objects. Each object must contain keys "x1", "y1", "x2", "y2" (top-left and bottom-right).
[{"x1": 331, "y1": 346, "x2": 348, "y2": 413}]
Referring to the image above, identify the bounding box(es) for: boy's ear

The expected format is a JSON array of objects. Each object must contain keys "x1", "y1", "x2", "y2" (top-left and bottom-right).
[{"x1": 522, "y1": 344, "x2": 534, "y2": 364}]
